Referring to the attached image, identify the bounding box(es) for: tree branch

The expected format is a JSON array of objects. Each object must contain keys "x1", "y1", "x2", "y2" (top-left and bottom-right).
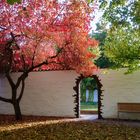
[
  {"x1": 21, "y1": 54, "x2": 26, "y2": 70},
  {"x1": 0, "y1": 96, "x2": 12, "y2": 103},
  {"x1": 5, "y1": 73, "x2": 15, "y2": 88},
  {"x1": 31, "y1": 45, "x2": 38, "y2": 67},
  {"x1": 48, "y1": 61, "x2": 65, "y2": 66},
  {"x1": 17, "y1": 79, "x2": 25, "y2": 102},
  {"x1": 108, "y1": 56, "x2": 140, "y2": 61},
  {"x1": 48, "y1": 48, "x2": 63, "y2": 59},
  {"x1": 28, "y1": 61, "x2": 48, "y2": 72},
  {"x1": 0, "y1": 26, "x2": 7, "y2": 30},
  {"x1": 16, "y1": 72, "x2": 28, "y2": 90},
  {"x1": 16, "y1": 45, "x2": 64, "y2": 87},
  {"x1": 51, "y1": 5, "x2": 65, "y2": 25},
  {"x1": 16, "y1": 60, "x2": 48, "y2": 88}
]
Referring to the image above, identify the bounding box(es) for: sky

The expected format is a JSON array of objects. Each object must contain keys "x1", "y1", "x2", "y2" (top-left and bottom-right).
[
  {"x1": 90, "y1": 10, "x2": 103, "y2": 31},
  {"x1": 90, "y1": 0, "x2": 104, "y2": 31}
]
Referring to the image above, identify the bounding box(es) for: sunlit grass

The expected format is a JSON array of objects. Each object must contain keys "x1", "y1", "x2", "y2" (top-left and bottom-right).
[{"x1": 80, "y1": 102, "x2": 98, "y2": 111}]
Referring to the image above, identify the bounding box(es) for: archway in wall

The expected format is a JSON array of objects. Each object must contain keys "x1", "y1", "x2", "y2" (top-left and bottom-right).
[{"x1": 73, "y1": 75, "x2": 103, "y2": 119}]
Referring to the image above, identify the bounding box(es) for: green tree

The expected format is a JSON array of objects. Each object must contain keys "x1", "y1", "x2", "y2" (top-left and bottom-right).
[
  {"x1": 91, "y1": 24, "x2": 114, "y2": 68},
  {"x1": 80, "y1": 78, "x2": 97, "y2": 102},
  {"x1": 104, "y1": 27, "x2": 140, "y2": 73},
  {"x1": 99, "y1": 0, "x2": 140, "y2": 30},
  {"x1": 6, "y1": 0, "x2": 21, "y2": 4},
  {"x1": 99, "y1": 0, "x2": 140, "y2": 73}
]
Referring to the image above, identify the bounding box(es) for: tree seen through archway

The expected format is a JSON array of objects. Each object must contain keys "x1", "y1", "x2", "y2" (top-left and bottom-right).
[{"x1": 80, "y1": 77, "x2": 98, "y2": 114}]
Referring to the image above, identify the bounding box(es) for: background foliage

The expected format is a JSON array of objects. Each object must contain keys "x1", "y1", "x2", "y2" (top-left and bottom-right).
[
  {"x1": 80, "y1": 77, "x2": 97, "y2": 102},
  {"x1": 99, "y1": 0, "x2": 140, "y2": 73}
]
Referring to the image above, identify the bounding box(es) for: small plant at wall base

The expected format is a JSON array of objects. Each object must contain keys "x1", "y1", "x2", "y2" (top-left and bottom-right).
[{"x1": 0, "y1": 0, "x2": 99, "y2": 120}]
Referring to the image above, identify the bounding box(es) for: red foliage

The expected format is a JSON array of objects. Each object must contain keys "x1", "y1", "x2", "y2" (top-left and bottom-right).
[{"x1": 0, "y1": 0, "x2": 99, "y2": 76}]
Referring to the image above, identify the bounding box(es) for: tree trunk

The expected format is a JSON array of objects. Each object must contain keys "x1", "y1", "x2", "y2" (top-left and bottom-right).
[
  {"x1": 13, "y1": 100, "x2": 22, "y2": 121},
  {"x1": 11, "y1": 77, "x2": 26, "y2": 121},
  {"x1": 4, "y1": 71, "x2": 28, "y2": 121}
]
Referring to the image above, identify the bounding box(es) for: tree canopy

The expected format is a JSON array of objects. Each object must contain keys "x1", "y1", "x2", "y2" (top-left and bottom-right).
[
  {"x1": 98, "y1": 0, "x2": 140, "y2": 73},
  {"x1": 0, "y1": 0, "x2": 99, "y2": 76},
  {"x1": 104, "y1": 27, "x2": 140, "y2": 73},
  {"x1": 100, "y1": 0, "x2": 140, "y2": 29}
]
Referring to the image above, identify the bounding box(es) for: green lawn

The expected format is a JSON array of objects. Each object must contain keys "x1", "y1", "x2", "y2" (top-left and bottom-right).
[
  {"x1": 80, "y1": 102, "x2": 98, "y2": 111},
  {"x1": 0, "y1": 120, "x2": 140, "y2": 140}
]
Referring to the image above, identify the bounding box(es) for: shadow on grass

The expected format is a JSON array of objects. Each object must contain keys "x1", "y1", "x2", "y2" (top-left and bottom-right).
[{"x1": 0, "y1": 120, "x2": 140, "y2": 140}]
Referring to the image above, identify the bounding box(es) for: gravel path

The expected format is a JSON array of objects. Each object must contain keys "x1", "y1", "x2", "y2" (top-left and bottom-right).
[{"x1": 79, "y1": 114, "x2": 140, "y2": 127}]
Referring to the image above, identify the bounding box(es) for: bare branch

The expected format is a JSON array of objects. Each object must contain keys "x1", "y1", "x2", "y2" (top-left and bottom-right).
[
  {"x1": 16, "y1": 72, "x2": 28, "y2": 90},
  {"x1": 17, "y1": 79, "x2": 25, "y2": 102},
  {"x1": 0, "y1": 96, "x2": 12, "y2": 103},
  {"x1": 5, "y1": 73, "x2": 15, "y2": 88}
]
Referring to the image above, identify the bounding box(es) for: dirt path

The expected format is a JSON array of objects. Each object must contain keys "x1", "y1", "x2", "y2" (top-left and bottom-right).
[{"x1": 0, "y1": 114, "x2": 140, "y2": 129}]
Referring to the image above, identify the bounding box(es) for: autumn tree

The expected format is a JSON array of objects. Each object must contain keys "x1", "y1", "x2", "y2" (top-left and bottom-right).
[{"x1": 0, "y1": 0, "x2": 98, "y2": 120}]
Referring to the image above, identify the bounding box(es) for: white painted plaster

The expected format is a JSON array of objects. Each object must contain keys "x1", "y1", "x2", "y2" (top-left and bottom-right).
[
  {"x1": 0, "y1": 69, "x2": 140, "y2": 120},
  {"x1": 0, "y1": 71, "x2": 78, "y2": 117},
  {"x1": 98, "y1": 69, "x2": 140, "y2": 120}
]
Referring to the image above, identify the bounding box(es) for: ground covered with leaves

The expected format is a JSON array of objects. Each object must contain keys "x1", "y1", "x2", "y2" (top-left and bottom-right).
[{"x1": 0, "y1": 115, "x2": 140, "y2": 140}]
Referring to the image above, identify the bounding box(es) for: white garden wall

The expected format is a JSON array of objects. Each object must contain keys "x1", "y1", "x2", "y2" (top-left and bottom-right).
[
  {"x1": 0, "y1": 71, "x2": 78, "y2": 117},
  {"x1": 0, "y1": 69, "x2": 140, "y2": 120},
  {"x1": 99, "y1": 69, "x2": 140, "y2": 120}
]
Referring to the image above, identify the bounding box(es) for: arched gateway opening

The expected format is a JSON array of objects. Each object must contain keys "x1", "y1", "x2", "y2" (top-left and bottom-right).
[{"x1": 73, "y1": 75, "x2": 103, "y2": 119}]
